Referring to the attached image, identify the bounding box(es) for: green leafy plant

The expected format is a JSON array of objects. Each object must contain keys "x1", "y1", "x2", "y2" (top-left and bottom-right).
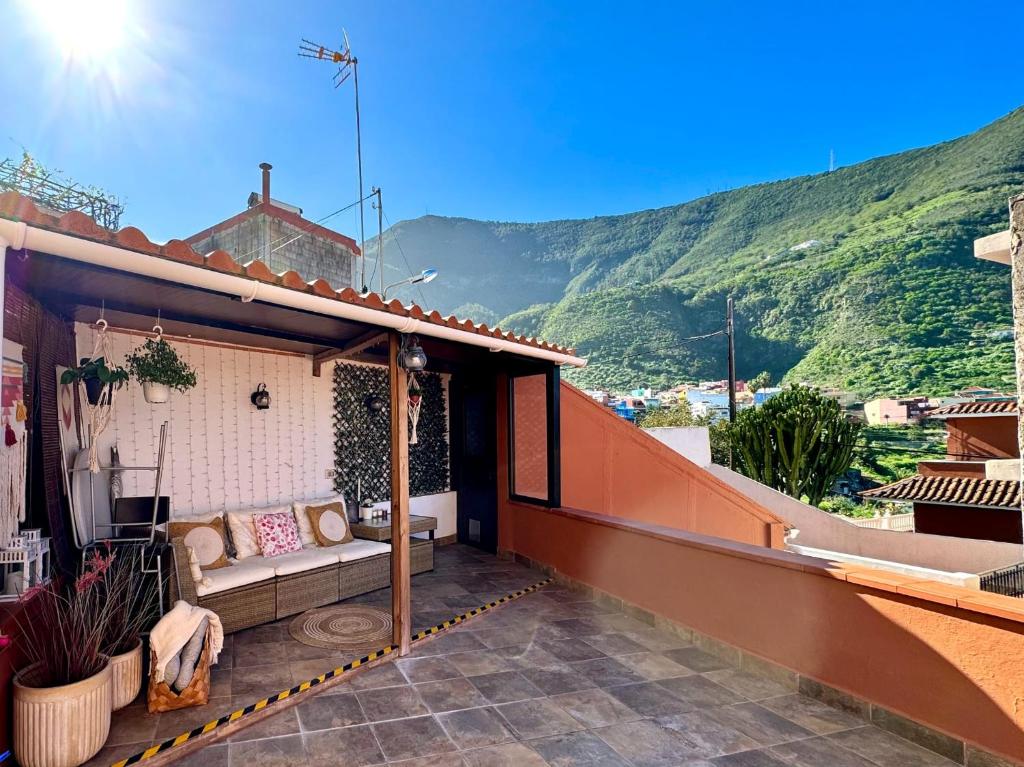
[
  {"x1": 730, "y1": 385, "x2": 862, "y2": 506},
  {"x1": 60, "y1": 357, "x2": 129, "y2": 387},
  {"x1": 748, "y1": 371, "x2": 772, "y2": 394},
  {"x1": 125, "y1": 338, "x2": 197, "y2": 391}
]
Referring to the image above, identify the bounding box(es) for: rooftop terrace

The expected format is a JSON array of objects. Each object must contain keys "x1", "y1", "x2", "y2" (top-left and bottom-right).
[{"x1": 92, "y1": 545, "x2": 972, "y2": 767}]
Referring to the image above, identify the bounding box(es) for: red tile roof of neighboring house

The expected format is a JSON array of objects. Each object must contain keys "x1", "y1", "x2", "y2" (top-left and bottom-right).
[
  {"x1": 861, "y1": 474, "x2": 1020, "y2": 510},
  {"x1": 0, "y1": 191, "x2": 576, "y2": 357},
  {"x1": 928, "y1": 401, "x2": 1018, "y2": 417},
  {"x1": 184, "y1": 201, "x2": 361, "y2": 255}
]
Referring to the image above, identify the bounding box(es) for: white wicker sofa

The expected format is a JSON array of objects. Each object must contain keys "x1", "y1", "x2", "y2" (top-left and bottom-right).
[{"x1": 168, "y1": 499, "x2": 391, "y2": 633}]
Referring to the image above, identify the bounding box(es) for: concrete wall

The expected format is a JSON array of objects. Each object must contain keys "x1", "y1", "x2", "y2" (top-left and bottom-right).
[
  {"x1": 642, "y1": 426, "x2": 711, "y2": 467},
  {"x1": 189, "y1": 212, "x2": 356, "y2": 290},
  {"x1": 558, "y1": 382, "x2": 786, "y2": 548},
  {"x1": 947, "y1": 415, "x2": 1019, "y2": 460},
  {"x1": 497, "y1": 501, "x2": 1024, "y2": 764},
  {"x1": 915, "y1": 502, "x2": 1023, "y2": 544},
  {"x1": 708, "y1": 464, "x2": 1024, "y2": 574}
]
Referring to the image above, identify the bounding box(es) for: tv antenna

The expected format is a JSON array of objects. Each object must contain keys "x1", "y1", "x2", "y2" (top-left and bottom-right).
[{"x1": 299, "y1": 30, "x2": 369, "y2": 292}]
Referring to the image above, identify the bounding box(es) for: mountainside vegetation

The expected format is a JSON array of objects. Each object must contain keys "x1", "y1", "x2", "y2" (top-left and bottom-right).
[{"x1": 381, "y1": 109, "x2": 1024, "y2": 397}]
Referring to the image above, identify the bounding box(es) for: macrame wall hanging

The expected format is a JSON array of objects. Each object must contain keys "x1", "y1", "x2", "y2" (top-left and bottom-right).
[
  {"x1": 0, "y1": 344, "x2": 28, "y2": 545},
  {"x1": 408, "y1": 373, "x2": 422, "y2": 445}
]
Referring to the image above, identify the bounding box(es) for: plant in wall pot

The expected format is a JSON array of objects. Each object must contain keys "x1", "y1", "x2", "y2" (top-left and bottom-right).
[
  {"x1": 126, "y1": 338, "x2": 198, "y2": 404},
  {"x1": 60, "y1": 357, "x2": 129, "y2": 406}
]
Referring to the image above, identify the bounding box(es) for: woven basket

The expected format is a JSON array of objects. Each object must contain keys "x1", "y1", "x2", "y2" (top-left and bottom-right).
[{"x1": 147, "y1": 629, "x2": 213, "y2": 713}]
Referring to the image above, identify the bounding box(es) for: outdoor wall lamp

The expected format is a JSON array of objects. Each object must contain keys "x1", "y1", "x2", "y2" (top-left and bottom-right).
[
  {"x1": 250, "y1": 383, "x2": 271, "y2": 410},
  {"x1": 365, "y1": 394, "x2": 385, "y2": 413},
  {"x1": 401, "y1": 335, "x2": 428, "y2": 371},
  {"x1": 382, "y1": 267, "x2": 439, "y2": 300}
]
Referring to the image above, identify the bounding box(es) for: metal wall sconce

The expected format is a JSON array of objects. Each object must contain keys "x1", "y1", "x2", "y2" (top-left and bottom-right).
[
  {"x1": 401, "y1": 335, "x2": 427, "y2": 371},
  {"x1": 250, "y1": 383, "x2": 271, "y2": 410},
  {"x1": 365, "y1": 394, "x2": 385, "y2": 413}
]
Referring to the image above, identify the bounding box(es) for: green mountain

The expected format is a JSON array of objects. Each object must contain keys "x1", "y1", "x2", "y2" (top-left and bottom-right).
[{"x1": 381, "y1": 108, "x2": 1024, "y2": 397}]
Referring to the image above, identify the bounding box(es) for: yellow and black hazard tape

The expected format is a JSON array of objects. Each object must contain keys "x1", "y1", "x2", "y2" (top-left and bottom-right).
[{"x1": 111, "y1": 576, "x2": 552, "y2": 767}]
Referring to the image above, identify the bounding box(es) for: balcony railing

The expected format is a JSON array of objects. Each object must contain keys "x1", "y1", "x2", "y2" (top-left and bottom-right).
[
  {"x1": 980, "y1": 562, "x2": 1024, "y2": 598},
  {"x1": 849, "y1": 513, "x2": 915, "y2": 532}
]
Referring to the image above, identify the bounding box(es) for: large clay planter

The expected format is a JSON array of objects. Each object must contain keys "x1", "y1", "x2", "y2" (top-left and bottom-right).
[
  {"x1": 13, "y1": 661, "x2": 112, "y2": 767},
  {"x1": 110, "y1": 640, "x2": 143, "y2": 711}
]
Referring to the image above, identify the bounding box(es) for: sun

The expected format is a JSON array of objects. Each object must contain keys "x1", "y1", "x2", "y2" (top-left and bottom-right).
[{"x1": 28, "y1": 0, "x2": 130, "y2": 64}]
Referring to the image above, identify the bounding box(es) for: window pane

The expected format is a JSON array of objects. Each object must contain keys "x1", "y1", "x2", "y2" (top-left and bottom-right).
[{"x1": 512, "y1": 373, "x2": 548, "y2": 500}]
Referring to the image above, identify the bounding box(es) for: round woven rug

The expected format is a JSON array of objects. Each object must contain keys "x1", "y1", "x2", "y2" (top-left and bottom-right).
[{"x1": 289, "y1": 605, "x2": 393, "y2": 650}]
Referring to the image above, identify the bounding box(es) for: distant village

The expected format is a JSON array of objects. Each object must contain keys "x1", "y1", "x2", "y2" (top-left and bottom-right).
[{"x1": 584, "y1": 379, "x2": 1015, "y2": 426}]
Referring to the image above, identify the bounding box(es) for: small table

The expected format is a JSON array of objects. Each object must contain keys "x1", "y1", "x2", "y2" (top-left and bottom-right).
[
  {"x1": 350, "y1": 515, "x2": 437, "y2": 574},
  {"x1": 350, "y1": 515, "x2": 437, "y2": 541}
]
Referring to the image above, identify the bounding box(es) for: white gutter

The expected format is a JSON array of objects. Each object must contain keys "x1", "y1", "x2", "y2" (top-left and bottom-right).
[{"x1": 0, "y1": 220, "x2": 586, "y2": 367}]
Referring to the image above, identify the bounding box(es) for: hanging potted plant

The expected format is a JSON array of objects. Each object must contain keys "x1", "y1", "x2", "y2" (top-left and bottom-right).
[
  {"x1": 13, "y1": 549, "x2": 119, "y2": 767},
  {"x1": 60, "y1": 357, "x2": 129, "y2": 407},
  {"x1": 126, "y1": 337, "x2": 197, "y2": 404}
]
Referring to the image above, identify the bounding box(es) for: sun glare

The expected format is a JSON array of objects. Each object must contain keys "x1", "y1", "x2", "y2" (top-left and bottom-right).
[{"x1": 29, "y1": 0, "x2": 130, "y2": 63}]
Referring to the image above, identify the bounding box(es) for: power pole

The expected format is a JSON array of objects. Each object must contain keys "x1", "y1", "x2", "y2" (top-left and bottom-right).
[
  {"x1": 374, "y1": 187, "x2": 384, "y2": 294},
  {"x1": 727, "y1": 296, "x2": 737, "y2": 424}
]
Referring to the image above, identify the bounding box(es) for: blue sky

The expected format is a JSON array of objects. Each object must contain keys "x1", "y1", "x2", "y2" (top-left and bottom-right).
[{"x1": 1, "y1": 1, "x2": 1022, "y2": 244}]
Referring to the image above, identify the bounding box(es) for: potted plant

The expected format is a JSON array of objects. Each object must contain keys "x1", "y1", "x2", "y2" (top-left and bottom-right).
[
  {"x1": 100, "y1": 548, "x2": 159, "y2": 710},
  {"x1": 13, "y1": 549, "x2": 119, "y2": 767},
  {"x1": 60, "y1": 357, "x2": 129, "y2": 407},
  {"x1": 126, "y1": 337, "x2": 197, "y2": 404}
]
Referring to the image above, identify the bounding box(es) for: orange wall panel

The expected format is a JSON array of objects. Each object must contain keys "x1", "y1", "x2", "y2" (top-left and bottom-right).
[
  {"x1": 558, "y1": 382, "x2": 785, "y2": 548},
  {"x1": 947, "y1": 416, "x2": 1018, "y2": 460}
]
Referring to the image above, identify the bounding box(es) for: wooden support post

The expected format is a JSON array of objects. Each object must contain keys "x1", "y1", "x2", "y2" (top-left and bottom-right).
[
  {"x1": 1009, "y1": 194, "x2": 1024, "y2": 537},
  {"x1": 388, "y1": 331, "x2": 411, "y2": 654}
]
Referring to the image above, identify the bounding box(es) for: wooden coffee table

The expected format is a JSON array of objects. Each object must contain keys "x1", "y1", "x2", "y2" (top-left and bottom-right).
[{"x1": 350, "y1": 515, "x2": 437, "y2": 574}]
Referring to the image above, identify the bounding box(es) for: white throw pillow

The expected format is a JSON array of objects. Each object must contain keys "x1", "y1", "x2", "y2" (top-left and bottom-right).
[
  {"x1": 226, "y1": 504, "x2": 291, "y2": 559},
  {"x1": 293, "y1": 495, "x2": 347, "y2": 547}
]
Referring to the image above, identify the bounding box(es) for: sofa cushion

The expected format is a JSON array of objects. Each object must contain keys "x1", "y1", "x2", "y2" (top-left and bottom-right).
[
  {"x1": 196, "y1": 559, "x2": 276, "y2": 597},
  {"x1": 253, "y1": 511, "x2": 303, "y2": 557},
  {"x1": 307, "y1": 502, "x2": 353, "y2": 547},
  {"x1": 244, "y1": 547, "x2": 339, "y2": 577},
  {"x1": 226, "y1": 504, "x2": 291, "y2": 559},
  {"x1": 293, "y1": 495, "x2": 347, "y2": 547},
  {"x1": 321, "y1": 539, "x2": 392, "y2": 563},
  {"x1": 168, "y1": 518, "x2": 230, "y2": 570}
]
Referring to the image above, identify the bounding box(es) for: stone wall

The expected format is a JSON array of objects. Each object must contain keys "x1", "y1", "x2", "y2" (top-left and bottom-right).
[{"x1": 190, "y1": 212, "x2": 356, "y2": 289}]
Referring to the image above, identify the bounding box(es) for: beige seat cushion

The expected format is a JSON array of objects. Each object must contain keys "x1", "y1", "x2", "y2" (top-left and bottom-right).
[
  {"x1": 307, "y1": 502, "x2": 353, "y2": 547},
  {"x1": 320, "y1": 539, "x2": 392, "y2": 563},
  {"x1": 226, "y1": 504, "x2": 291, "y2": 559},
  {"x1": 293, "y1": 495, "x2": 347, "y2": 547},
  {"x1": 244, "y1": 547, "x2": 339, "y2": 577},
  {"x1": 196, "y1": 559, "x2": 276, "y2": 597},
  {"x1": 168, "y1": 517, "x2": 230, "y2": 570}
]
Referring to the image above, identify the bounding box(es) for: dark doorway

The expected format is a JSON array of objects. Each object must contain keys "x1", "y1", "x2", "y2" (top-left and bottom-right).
[{"x1": 452, "y1": 368, "x2": 498, "y2": 553}]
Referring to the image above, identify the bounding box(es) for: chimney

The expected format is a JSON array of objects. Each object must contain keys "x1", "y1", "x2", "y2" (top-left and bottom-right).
[{"x1": 259, "y1": 162, "x2": 272, "y2": 206}]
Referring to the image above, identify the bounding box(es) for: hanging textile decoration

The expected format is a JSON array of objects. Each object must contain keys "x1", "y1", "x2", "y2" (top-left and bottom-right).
[
  {"x1": 408, "y1": 373, "x2": 422, "y2": 445},
  {"x1": 85, "y1": 319, "x2": 118, "y2": 473},
  {"x1": 0, "y1": 345, "x2": 28, "y2": 546}
]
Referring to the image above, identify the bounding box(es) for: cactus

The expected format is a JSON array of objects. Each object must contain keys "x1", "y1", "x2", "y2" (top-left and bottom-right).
[{"x1": 730, "y1": 385, "x2": 861, "y2": 506}]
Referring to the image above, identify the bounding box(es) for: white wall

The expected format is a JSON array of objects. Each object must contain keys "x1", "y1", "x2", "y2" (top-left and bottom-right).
[
  {"x1": 642, "y1": 427, "x2": 711, "y2": 467},
  {"x1": 75, "y1": 325, "x2": 458, "y2": 538},
  {"x1": 78, "y1": 325, "x2": 336, "y2": 520},
  {"x1": 707, "y1": 463, "x2": 1024, "y2": 575}
]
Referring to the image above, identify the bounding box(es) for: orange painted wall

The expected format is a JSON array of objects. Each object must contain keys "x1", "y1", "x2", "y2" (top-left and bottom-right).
[
  {"x1": 947, "y1": 416, "x2": 1018, "y2": 460},
  {"x1": 499, "y1": 501, "x2": 1024, "y2": 763},
  {"x1": 557, "y1": 382, "x2": 786, "y2": 548}
]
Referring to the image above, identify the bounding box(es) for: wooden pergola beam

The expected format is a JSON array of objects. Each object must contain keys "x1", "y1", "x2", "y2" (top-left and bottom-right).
[
  {"x1": 312, "y1": 330, "x2": 387, "y2": 376},
  {"x1": 388, "y1": 331, "x2": 411, "y2": 654},
  {"x1": 975, "y1": 229, "x2": 1012, "y2": 266}
]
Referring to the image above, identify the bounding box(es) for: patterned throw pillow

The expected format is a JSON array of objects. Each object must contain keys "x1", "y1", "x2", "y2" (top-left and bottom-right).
[
  {"x1": 306, "y1": 502, "x2": 353, "y2": 547},
  {"x1": 293, "y1": 496, "x2": 347, "y2": 547},
  {"x1": 167, "y1": 518, "x2": 230, "y2": 570},
  {"x1": 253, "y1": 511, "x2": 303, "y2": 557}
]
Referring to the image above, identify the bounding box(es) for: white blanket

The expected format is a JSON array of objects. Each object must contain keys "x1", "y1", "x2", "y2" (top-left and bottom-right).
[{"x1": 150, "y1": 600, "x2": 224, "y2": 678}]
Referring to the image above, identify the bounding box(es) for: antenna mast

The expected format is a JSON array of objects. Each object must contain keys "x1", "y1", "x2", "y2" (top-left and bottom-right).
[{"x1": 299, "y1": 32, "x2": 369, "y2": 292}]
